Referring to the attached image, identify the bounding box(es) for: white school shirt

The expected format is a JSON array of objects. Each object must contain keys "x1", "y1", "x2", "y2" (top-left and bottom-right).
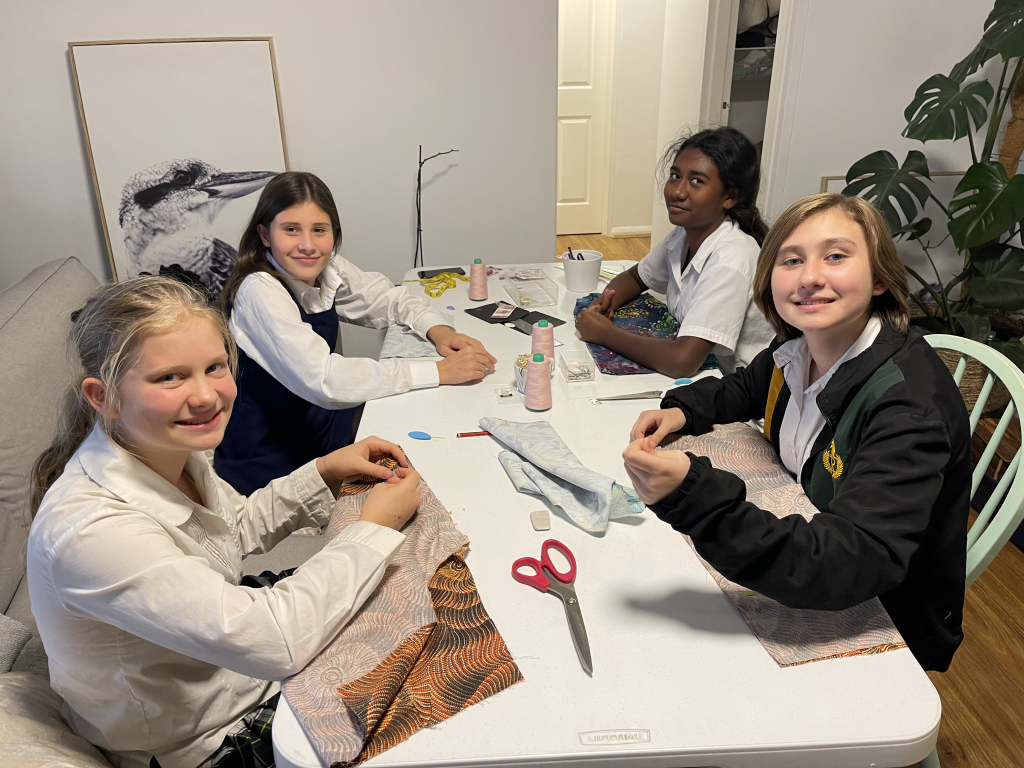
[
  {"x1": 636, "y1": 218, "x2": 773, "y2": 373},
  {"x1": 27, "y1": 425, "x2": 405, "y2": 768},
  {"x1": 773, "y1": 315, "x2": 883, "y2": 477},
  {"x1": 229, "y1": 253, "x2": 454, "y2": 409}
]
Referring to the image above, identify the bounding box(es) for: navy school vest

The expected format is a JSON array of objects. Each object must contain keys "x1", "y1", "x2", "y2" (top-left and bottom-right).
[{"x1": 214, "y1": 294, "x2": 356, "y2": 496}]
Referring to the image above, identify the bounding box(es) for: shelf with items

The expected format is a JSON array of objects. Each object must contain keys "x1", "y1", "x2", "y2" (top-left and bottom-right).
[{"x1": 733, "y1": 46, "x2": 774, "y2": 81}]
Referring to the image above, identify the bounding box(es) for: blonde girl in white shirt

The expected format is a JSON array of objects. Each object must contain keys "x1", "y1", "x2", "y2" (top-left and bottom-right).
[
  {"x1": 576, "y1": 127, "x2": 773, "y2": 375},
  {"x1": 28, "y1": 277, "x2": 422, "y2": 768},
  {"x1": 214, "y1": 172, "x2": 495, "y2": 495}
]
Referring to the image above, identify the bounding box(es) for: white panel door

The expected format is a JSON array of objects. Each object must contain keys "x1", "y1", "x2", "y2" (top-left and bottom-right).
[{"x1": 557, "y1": 0, "x2": 612, "y2": 235}]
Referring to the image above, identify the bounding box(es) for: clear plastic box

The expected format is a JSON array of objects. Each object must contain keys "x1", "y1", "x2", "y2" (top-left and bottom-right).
[
  {"x1": 557, "y1": 349, "x2": 595, "y2": 382},
  {"x1": 503, "y1": 269, "x2": 558, "y2": 308}
]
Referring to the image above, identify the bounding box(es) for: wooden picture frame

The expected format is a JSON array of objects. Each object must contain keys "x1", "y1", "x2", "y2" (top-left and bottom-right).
[{"x1": 69, "y1": 37, "x2": 289, "y2": 290}]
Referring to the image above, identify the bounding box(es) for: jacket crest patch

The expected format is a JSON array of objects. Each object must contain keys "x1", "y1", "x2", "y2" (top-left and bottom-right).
[{"x1": 823, "y1": 440, "x2": 844, "y2": 479}]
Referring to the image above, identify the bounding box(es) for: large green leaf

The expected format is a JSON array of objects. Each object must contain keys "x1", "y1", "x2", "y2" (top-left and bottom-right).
[
  {"x1": 948, "y1": 161, "x2": 1024, "y2": 249},
  {"x1": 991, "y1": 337, "x2": 1024, "y2": 370},
  {"x1": 903, "y1": 75, "x2": 993, "y2": 142},
  {"x1": 952, "y1": 309, "x2": 993, "y2": 341},
  {"x1": 950, "y1": 40, "x2": 999, "y2": 83},
  {"x1": 983, "y1": 0, "x2": 1024, "y2": 60},
  {"x1": 967, "y1": 243, "x2": 1024, "y2": 310},
  {"x1": 969, "y1": 275, "x2": 1024, "y2": 309},
  {"x1": 843, "y1": 150, "x2": 932, "y2": 233},
  {"x1": 890, "y1": 217, "x2": 932, "y2": 242},
  {"x1": 972, "y1": 242, "x2": 1024, "y2": 275}
]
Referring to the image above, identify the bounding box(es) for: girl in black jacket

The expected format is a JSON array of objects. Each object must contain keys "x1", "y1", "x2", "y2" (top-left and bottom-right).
[{"x1": 623, "y1": 193, "x2": 971, "y2": 672}]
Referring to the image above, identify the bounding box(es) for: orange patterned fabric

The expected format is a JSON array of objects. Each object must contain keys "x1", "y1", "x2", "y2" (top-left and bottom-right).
[
  {"x1": 337, "y1": 547, "x2": 524, "y2": 764},
  {"x1": 283, "y1": 457, "x2": 522, "y2": 766}
]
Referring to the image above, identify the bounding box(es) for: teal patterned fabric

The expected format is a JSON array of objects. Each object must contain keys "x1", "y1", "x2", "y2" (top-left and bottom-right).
[{"x1": 480, "y1": 417, "x2": 644, "y2": 533}]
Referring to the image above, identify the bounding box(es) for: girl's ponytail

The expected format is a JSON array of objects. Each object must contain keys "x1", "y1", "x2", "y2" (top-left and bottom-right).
[
  {"x1": 660, "y1": 126, "x2": 770, "y2": 245},
  {"x1": 28, "y1": 276, "x2": 236, "y2": 518},
  {"x1": 29, "y1": 384, "x2": 97, "y2": 516}
]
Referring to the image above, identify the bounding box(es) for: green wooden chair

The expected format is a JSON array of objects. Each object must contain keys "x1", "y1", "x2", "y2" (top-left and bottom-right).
[{"x1": 919, "y1": 334, "x2": 1024, "y2": 768}]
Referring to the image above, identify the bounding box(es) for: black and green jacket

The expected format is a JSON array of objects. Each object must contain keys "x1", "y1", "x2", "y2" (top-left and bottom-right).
[{"x1": 653, "y1": 323, "x2": 971, "y2": 672}]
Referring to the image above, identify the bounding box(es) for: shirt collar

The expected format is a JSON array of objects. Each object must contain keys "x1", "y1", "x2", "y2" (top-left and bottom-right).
[
  {"x1": 678, "y1": 218, "x2": 737, "y2": 277},
  {"x1": 76, "y1": 424, "x2": 210, "y2": 528},
  {"x1": 773, "y1": 314, "x2": 882, "y2": 397},
  {"x1": 266, "y1": 250, "x2": 342, "y2": 313}
]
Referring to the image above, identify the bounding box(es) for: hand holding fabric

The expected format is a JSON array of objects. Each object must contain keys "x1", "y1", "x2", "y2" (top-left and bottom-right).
[
  {"x1": 575, "y1": 305, "x2": 614, "y2": 343},
  {"x1": 317, "y1": 436, "x2": 409, "y2": 486},
  {"x1": 629, "y1": 407, "x2": 687, "y2": 444},
  {"x1": 622, "y1": 438, "x2": 691, "y2": 505},
  {"x1": 589, "y1": 289, "x2": 616, "y2": 318},
  {"x1": 358, "y1": 468, "x2": 422, "y2": 530}
]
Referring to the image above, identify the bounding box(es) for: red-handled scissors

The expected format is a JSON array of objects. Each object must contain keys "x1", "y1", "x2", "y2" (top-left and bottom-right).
[{"x1": 512, "y1": 539, "x2": 593, "y2": 674}]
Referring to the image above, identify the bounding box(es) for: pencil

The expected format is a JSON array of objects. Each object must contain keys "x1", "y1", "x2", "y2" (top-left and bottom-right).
[{"x1": 456, "y1": 431, "x2": 491, "y2": 438}]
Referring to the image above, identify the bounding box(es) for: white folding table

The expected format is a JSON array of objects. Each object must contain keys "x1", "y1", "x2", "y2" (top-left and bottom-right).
[{"x1": 274, "y1": 262, "x2": 939, "y2": 768}]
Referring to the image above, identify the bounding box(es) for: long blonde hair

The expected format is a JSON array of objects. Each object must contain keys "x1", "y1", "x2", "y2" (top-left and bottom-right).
[
  {"x1": 753, "y1": 193, "x2": 909, "y2": 341},
  {"x1": 29, "y1": 276, "x2": 237, "y2": 517}
]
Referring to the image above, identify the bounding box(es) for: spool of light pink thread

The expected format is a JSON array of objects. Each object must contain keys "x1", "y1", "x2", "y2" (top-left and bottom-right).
[
  {"x1": 525, "y1": 352, "x2": 552, "y2": 411},
  {"x1": 531, "y1": 319, "x2": 555, "y2": 361},
  {"x1": 469, "y1": 258, "x2": 488, "y2": 301}
]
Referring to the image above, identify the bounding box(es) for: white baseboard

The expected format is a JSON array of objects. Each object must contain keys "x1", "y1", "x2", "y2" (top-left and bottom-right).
[{"x1": 605, "y1": 226, "x2": 652, "y2": 238}]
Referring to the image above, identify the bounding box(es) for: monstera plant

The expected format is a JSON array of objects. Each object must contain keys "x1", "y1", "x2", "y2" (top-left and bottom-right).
[{"x1": 843, "y1": 0, "x2": 1024, "y2": 369}]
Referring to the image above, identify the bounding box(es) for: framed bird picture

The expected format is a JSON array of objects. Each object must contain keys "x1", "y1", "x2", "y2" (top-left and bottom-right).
[{"x1": 69, "y1": 37, "x2": 289, "y2": 294}]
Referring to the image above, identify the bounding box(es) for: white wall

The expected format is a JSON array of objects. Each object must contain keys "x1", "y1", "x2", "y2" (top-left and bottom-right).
[
  {"x1": 761, "y1": 0, "x2": 994, "y2": 283},
  {"x1": 604, "y1": 0, "x2": 666, "y2": 238},
  {"x1": 649, "y1": 0, "x2": 710, "y2": 247},
  {"x1": 0, "y1": 1, "x2": 556, "y2": 290}
]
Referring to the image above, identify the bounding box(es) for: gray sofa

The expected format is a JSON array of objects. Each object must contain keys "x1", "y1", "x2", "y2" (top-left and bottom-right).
[{"x1": 0, "y1": 258, "x2": 325, "y2": 767}]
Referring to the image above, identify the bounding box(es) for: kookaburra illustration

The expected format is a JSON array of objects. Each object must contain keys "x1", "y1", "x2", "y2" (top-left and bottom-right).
[{"x1": 119, "y1": 159, "x2": 277, "y2": 295}]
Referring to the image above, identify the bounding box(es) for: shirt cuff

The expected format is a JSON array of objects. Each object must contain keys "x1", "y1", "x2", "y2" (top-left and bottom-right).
[
  {"x1": 292, "y1": 459, "x2": 337, "y2": 524},
  {"x1": 649, "y1": 453, "x2": 704, "y2": 529},
  {"x1": 332, "y1": 520, "x2": 406, "y2": 561},
  {"x1": 408, "y1": 359, "x2": 441, "y2": 389},
  {"x1": 412, "y1": 310, "x2": 453, "y2": 340}
]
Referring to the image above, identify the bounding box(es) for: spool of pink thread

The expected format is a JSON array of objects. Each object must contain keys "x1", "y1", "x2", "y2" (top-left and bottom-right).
[
  {"x1": 531, "y1": 319, "x2": 555, "y2": 361},
  {"x1": 469, "y1": 258, "x2": 488, "y2": 301},
  {"x1": 525, "y1": 352, "x2": 552, "y2": 411}
]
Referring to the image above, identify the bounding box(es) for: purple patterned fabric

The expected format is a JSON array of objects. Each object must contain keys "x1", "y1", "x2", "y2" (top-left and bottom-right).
[{"x1": 573, "y1": 293, "x2": 720, "y2": 375}]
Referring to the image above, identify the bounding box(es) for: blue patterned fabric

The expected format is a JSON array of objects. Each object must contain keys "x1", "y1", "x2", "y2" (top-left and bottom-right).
[
  {"x1": 573, "y1": 293, "x2": 720, "y2": 375},
  {"x1": 480, "y1": 417, "x2": 643, "y2": 533}
]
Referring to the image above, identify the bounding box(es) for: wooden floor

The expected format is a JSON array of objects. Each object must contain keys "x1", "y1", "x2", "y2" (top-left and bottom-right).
[
  {"x1": 555, "y1": 233, "x2": 650, "y2": 261},
  {"x1": 921, "y1": 531, "x2": 1024, "y2": 768},
  {"x1": 557, "y1": 230, "x2": 1024, "y2": 768}
]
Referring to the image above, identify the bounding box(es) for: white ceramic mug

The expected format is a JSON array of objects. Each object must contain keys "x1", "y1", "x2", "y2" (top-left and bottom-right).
[{"x1": 561, "y1": 250, "x2": 603, "y2": 292}]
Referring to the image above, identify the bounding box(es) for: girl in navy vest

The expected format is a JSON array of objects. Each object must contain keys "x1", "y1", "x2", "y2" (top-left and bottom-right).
[
  {"x1": 216, "y1": 172, "x2": 495, "y2": 494},
  {"x1": 622, "y1": 194, "x2": 971, "y2": 671}
]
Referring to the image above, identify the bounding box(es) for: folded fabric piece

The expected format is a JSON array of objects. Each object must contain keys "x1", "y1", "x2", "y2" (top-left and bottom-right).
[
  {"x1": 664, "y1": 423, "x2": 906, "y2": 666},
  {"x1": 480, "y1": 417, "x2": 644, "y2": 533},
  {"x1": 378, "y1": 312, "x2": 453, "y2": 359},
  {"x1": 573, "y1": 293, "x2": 720, "y2": 375},
  {"x1": 282, "y1": 459, "x2": 522, "y2": 766}
]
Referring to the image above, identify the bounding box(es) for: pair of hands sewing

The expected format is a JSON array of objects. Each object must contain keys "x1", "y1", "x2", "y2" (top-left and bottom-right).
[
  {"x1": 428, "y1": 325, "x2": 497, "y2": 385},
  {"x1": 574, "y1": 289, "x2": 617, "y2": 344},
  {"x1": 316, "y1": 437, "x2": 421, "y2": 531},
  {"x1": 623, "y1": 407, "x2": 692, "y2": 505}
]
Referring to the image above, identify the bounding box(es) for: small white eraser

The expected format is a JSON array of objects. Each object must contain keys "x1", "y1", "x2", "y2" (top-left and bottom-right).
[{"x1": 530, "y1": 509, "x2": 551, "y2": 531}]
